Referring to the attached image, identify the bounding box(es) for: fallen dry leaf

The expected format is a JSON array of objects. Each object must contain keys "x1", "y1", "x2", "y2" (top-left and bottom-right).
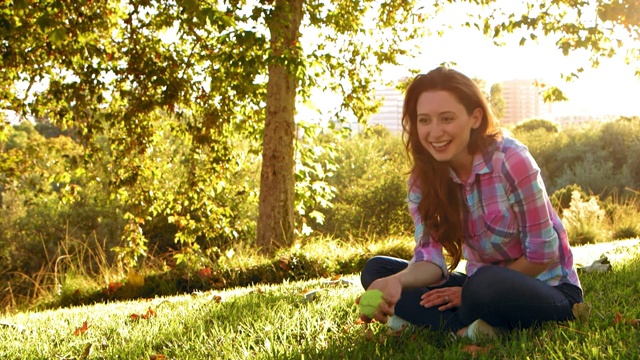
[
  {"x1": 142, "y1": 307, "x2": 157, "y2": 319},
  {"x1": 131, "y1": 307, "x2": 157, "y2": 321},
  {"x1": 462, "y1": 344, "x2": 493, "y2": 357},
  {"x1": 149, "y1": 355, "x2": 167, "y2": 360},
  {"x1": 385, "y1": 322, "x2": 409, "y2": 337},
  {"x1": 614, "y1": 311, "x2": 639, "y2": 326},
  {"x1": 73, "y1": 321, "x2": 89, "y2": 336},
  {"x1": 572, "y1": 303, "x2": 591, "y2": 323}
]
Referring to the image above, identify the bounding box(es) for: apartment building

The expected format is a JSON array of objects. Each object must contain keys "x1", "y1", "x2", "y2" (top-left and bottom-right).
[
  {"x1": 367, "y1": 78, "x2": 557, "y2": 131},
  {"x1": 368, "y1": 86, "x2": 404, "y2": 133},
  {"x1": 500, "y1": 79, "x2": 553, "y2": 125}
]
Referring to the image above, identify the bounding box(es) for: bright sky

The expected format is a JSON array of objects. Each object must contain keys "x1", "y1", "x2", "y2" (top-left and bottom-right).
[
  {"x1": 392, "y1": 27, "x2": 640, "y2": 117},
  {"x1": 379, "y1": 1, "x2": 640, "y2": 118}
]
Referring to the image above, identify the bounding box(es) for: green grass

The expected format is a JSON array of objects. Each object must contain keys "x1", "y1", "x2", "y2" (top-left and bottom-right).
[{"x1": 1, "y1": 241, "x2": 639, "y2": 359}]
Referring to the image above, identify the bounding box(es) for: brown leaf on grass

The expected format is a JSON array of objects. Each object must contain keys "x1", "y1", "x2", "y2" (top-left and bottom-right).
[
  {"x1": 330, "y1": 274, "x2": 342, "y2": 281},
  {"x1": 614, "y1": 311, "x2": 639, "y2": 326},
  {"x1": 149, "y1": 355, "x2": 167, "y2": 360},
  {"x1": 131, "y1": 307, "x2": 157, "y2": 321},
  {"x1": 142, "y1": 307, "x2": 157, "y2": 319},
  {"x1": 572, "y1": 303, "x2": 591, "y2": 323},
  {"x1": 386, "y1": 324, "x2": 409, "y2": 337},
  {"x1": 73, "y1": 321, "x2": 89, "y2": 336},
  {"x1": 211, "y1": 294, "x2": 222, "y2": 303},
  {"x1": 462, "y1": 344, "x2": 493, "y2": 357}
]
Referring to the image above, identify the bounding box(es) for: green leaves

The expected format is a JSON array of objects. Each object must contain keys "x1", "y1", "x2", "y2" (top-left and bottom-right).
[
  {"x1": 49, "y1": 27, "x2": 67, "y2": 46},
  {"x1": 541, "y1": 86, "x2": 569, "y2": 103}
]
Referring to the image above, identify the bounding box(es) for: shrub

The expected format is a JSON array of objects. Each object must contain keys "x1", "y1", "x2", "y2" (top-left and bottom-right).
[
  {"x1": 603, "y1": 192, "x2": 640, "y2": 240},
  {"x1": 513, "y1": 118, "x2": 560, "y2": 133},
  {"x1": 550, "y1": 184, "x2": 588, "y2": 214},
  {"x1": 511, "y1": 128, "x2": 568, "y2": 191},
  {"x1": 317, "y1": 127, "x2": 412, "y2": 238},
  {"x1": 562, "y1": 190, "x2": 610, "y2": 245},
  {"x1": 553, "y1": 154, "x2": 633, "y2": 197}
]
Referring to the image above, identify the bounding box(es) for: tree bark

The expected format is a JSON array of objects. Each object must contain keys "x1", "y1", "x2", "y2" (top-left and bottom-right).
[{"x1": 257, "y1": 0, "x2": 303, "y2": 252}]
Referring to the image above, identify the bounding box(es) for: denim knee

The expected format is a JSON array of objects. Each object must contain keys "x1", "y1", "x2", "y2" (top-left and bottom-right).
[
  {"x1": 360, "y1": 256, "x2": 408, "y2": 289},
  {"x1": 461, "y1": 266, "x2": 504, "y2": 309},
  {"x1": 360, "y1": 256, "x2": 385, "y2": 289}
]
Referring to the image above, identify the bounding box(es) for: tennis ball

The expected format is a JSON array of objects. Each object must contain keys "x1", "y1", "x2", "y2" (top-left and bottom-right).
[{"x1": 359, "y1": 289, "x2": 384, "y2": 318}]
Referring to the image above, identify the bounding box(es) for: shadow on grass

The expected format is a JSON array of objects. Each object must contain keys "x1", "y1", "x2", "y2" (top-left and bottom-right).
[{"x1": 43, "y1": 240, "x2": 414, "y2": 310}]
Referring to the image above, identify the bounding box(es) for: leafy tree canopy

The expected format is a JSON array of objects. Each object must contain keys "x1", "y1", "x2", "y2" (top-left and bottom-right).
[{"x1": 1, "y1": 0, "x2": 638, "y2": 258}]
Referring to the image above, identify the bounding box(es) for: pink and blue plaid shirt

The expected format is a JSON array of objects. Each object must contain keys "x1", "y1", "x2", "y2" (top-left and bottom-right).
[{"x1": 409, "y1": 136, "x2": 581, "y2": 288}]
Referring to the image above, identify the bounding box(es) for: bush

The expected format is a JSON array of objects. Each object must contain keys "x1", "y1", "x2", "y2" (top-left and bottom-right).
[
  {"x1": 603, "y1": 192, "x2": 640, "y2": 240},
  {"x1": 553, "y1": 153, "x2": 633, "y2": 197},
  {"x1": 511, "y1": 127, "x2": 568, "y2": 191},
  {"x1": 316, "y1": 127, "x2": 412, "y2": 238},
  {"x1": 550, "y1": 184, "x2": 588, "y2": 214},
  {"x1": 562, "y1": 190, "x2": 610, "y2": 245},
  {"x1": 513, "y1": 118, "x2": 560, "y2": 133}
]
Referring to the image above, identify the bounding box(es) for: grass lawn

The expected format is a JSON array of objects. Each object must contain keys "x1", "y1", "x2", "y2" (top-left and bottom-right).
[{"x1": 0, "y1": 239, "x2": 638, "y2": 359}]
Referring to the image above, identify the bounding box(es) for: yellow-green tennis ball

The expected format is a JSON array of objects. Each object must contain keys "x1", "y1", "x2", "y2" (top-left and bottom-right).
[{"x1": 359, "y1": 289, "x2": 384, "y2": 318}]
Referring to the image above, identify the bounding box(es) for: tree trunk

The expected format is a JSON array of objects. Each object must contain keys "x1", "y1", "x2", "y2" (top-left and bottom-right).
[{"x1": 257, "y1": 0, "x2": 303, "y2": 252}]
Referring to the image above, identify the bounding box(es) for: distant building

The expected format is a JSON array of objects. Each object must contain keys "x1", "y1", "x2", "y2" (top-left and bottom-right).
[
  {"x1": 367, "y1": 79, "x2": 559, "y2": 132},
  {"x1": 553, "y1": 114, "x2": 618, "y2": 125},
  {"x1": 368, "y1": 86, "x2": 404, "y2": 133},
  {"x1": 500, "y1": 79, "x2": 553, "y2": 125}
]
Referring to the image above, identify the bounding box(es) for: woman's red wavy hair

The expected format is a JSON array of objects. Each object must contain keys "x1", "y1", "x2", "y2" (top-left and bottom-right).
[{"x1": 402, "y1": 67, "x2": 501, "y2": 271}]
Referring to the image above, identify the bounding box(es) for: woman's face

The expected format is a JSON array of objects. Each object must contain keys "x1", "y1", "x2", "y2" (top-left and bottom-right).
[{"x1": 416, "y1": 90, "x2": 482, "y2": 173}]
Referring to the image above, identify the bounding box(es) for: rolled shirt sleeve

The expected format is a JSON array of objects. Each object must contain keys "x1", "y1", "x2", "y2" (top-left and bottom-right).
[
  {"x1": 502, "y1": 144, "x2": 559, "y2": 264},
  {"x1": 408, "y1": 178, "x2": 449, "y2": 282}
]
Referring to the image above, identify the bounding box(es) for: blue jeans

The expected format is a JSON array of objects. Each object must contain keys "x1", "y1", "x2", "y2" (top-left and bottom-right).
[{"x1": 360, "y1": 256, "x2": 583, "y2": 332}]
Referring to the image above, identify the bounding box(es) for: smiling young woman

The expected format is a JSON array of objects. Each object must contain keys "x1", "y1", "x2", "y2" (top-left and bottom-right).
[{"x1": 356, "y1": 67, "x2": 583, "y2": 342}]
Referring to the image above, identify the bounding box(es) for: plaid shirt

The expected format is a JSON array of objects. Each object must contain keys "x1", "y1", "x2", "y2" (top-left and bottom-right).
[{"x1": 409, "y1": 136, "x2": 581, "y2": 288}]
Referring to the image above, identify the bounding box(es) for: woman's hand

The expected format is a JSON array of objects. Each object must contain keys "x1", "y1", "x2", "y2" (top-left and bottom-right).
[
  {"x1": 356, "y1": 276, "x2": 402, "y2": 324},
  {"x1": 420, "y1": 286, "x2": 462, "y2": 311}
]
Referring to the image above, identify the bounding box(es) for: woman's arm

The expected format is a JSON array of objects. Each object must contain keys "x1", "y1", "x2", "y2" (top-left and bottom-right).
[
  {"x1": 395, "y1": 261, "x2": 444, "y2": 288},
  {"x1": 363, "y1": 261, "x2": 443, "y2": 323},
  {"x1": 508, "y1": 256, "x2": 554, "y2": 277},
  {"x1": 502, "y1": 141, "x2": 561, "y2": 268}
]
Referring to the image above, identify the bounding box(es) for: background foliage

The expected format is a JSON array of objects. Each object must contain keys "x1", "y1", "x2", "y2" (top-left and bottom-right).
[
  {"x1": 2, "y1": 0, "x2": 640, "y2": 311},
  {"x1": 2, "y1": 116, "x2": 640, "y2": 309}
]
